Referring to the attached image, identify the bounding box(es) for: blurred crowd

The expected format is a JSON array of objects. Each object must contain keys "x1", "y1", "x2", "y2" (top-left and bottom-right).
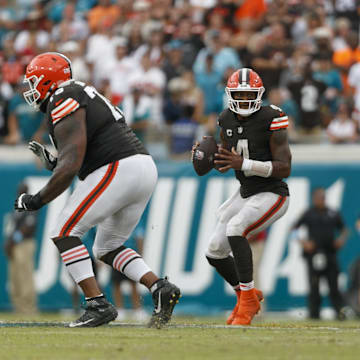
[{"x1": 0, "y1": 0, "x2": 360, "y2": 159}]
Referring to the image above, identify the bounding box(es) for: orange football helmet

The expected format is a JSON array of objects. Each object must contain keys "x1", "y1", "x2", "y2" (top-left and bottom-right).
[
  {"x1": 225, "y1": 68, "x2": 265, "y2": 117},
  {"x1": 23, "y1": 52, "x2": 72, "y2": 110}
]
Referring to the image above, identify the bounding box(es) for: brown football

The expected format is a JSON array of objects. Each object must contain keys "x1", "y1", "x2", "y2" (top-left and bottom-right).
[{"x1": 192, "y1": 136, "x2": 219, "y2": 176}]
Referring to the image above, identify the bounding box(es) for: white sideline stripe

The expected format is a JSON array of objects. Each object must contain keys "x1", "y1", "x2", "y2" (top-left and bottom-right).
[{"x1": 1, "y1": 321, "x2": 356, "y2": 332}]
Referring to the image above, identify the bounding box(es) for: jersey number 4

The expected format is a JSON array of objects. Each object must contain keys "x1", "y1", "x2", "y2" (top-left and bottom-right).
[{"x1": 236, "y1": 139, "x2": 252, "y2": 177}]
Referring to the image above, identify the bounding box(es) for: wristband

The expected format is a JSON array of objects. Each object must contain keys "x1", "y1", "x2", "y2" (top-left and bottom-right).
[{"x1": 241, "y1": 158, "x2": 273, "y2": 178}]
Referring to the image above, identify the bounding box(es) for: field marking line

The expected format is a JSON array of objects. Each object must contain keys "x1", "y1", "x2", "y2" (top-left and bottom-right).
[{"x1": 1, "y1": 321, "x2": 358, "y2": 331}]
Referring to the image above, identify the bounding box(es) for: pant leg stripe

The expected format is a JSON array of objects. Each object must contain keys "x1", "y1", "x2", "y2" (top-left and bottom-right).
[
  {"x1": 59, "y1": 161, "x2": 118, "y2": 237},
  {"x1": 242, "y1": 195, "x2": 286, "y2": 237}
]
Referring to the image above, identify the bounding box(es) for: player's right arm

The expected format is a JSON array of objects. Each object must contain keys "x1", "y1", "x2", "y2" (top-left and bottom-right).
[
  {"x1": 269, "y1": 129, "x2": 292, "y2": 179},
  {"x1": 37, "y1": 108, "x2": 87, "y2": 204}
]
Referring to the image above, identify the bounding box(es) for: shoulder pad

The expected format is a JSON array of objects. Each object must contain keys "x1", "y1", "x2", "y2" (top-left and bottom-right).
[
  {"x1": 217, "y1": 108, "x2": 232, "y2": 127},
  {"x1": 268, "y1": 104, "x2": 289, "y2": 131}
]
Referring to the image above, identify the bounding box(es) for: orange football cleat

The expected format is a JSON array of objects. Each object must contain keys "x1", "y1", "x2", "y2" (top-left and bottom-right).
[
  {"x1": 226, "y1": 288, "x2": 263, "y2": 325},
  {"x1": 231, "y1": 288, "x2": 261, "y2": 325}
]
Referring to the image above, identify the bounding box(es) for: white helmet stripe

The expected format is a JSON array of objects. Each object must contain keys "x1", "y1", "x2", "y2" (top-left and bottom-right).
[{"x1": 241, "y1": 68, "x2": 250, "y2": 86}]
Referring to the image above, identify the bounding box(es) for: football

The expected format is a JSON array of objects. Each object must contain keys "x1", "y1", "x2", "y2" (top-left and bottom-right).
[{"x1": 192, "y1": 136, "x2": 219, "y2": 176}]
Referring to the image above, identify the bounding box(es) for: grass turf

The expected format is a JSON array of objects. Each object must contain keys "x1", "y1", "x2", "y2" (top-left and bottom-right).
[{"x1": 0, "y1": 314, "x2": 360, "y2": 360}]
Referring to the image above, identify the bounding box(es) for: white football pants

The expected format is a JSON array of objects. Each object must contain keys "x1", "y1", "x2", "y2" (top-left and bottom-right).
[
  {"x1": 206, "y1": 188, "x2": 289, "y2": 259},
  {"x1": 50, "y1": 154, "x2": 158, "y2": 258}
]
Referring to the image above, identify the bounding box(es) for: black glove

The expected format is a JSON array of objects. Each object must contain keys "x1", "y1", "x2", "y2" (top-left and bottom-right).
[
  {"x1": 28, "y1": 141, "x2": 57, "y2": 171},
  {"x1": 14, "y1": 193, "x2": 43, "y2": 212}
]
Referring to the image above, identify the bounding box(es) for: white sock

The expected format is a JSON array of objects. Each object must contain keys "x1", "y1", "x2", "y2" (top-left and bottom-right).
[
  {"x1": 112, "y1": 248, "x2": 151, "y2": 282},
  {"x1": 61, "y1": 245, "x2": 95, "y2": 283},
  {"x1": 239, "y1": 281, "x2": 254, "y2": 291}
]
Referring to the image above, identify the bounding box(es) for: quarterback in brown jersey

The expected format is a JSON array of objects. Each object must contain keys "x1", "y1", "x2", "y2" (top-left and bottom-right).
[
  {"x1": 14, "y1": 52, "x2": 180, "y2": 328},
  {"x1": 195, "y1": 68, "x2": 291, "y2": 325}
]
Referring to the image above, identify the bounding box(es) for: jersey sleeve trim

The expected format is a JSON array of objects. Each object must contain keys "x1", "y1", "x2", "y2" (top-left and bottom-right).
[
  {"x1": 270, "y1": 115, "x2": 289, "y2": 130},
  {"x1": 51, "y1": 98, "x2": 80, "y2": 125}
]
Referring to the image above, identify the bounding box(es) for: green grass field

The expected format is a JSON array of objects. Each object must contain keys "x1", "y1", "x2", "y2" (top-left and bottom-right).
[{"x1": 1, "y1": 314, "x2": 360, "y2": 360}]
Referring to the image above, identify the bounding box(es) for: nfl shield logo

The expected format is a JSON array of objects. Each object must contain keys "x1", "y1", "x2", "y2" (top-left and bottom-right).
[{"x1": 237, "y1": 127, "x2": 243, "y2": 134}]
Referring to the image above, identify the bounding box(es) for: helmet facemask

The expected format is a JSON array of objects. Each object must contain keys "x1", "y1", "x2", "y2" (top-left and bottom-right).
[
  {"x1": 226, "y1": 87, "x2": 265, "y2": 117},
  {"x1": 23, "y1": 74, "x2": 53, "y2": 110}
]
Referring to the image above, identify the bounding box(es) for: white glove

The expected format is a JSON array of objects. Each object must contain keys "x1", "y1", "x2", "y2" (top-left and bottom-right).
[{"x1": 28, "y1": 141, "x2": 57, "y2": 171}]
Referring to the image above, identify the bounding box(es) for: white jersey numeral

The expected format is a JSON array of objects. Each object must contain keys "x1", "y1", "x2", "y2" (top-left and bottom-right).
[
  {"x1": 77, "y1": 81, "x2": 124, "y2": 121},
  {"x1": 236, "y1": 139, "x2": 252, "y2": 177}
]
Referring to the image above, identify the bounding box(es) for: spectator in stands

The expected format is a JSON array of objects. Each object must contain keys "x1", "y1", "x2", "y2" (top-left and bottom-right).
[
  {"x1": 327, "y1": 100, "x2": 358, "y2": 144},
  {"x1": 86, "y1": 17, "x2": 117, "y2": 87},
  {"x1": 194, "y1": 53, "x2": 223, "y2": 128},
  {"x1": 332, "y1": 17, "x2": 352, "y2": 52},
  {"x1": 204, "y1": 0, "x2": 237, "y2": 31},
  {"x1": 193, "y1": 28, "x2": 241, "y2": 80},
  {"x1": 47, "y1": 0, "x2": 97, "y2": 24},
  {"x1": 14, "y1": 10, "x2": 50, "y2": 57},
  {"x1": 311, "y1": 27, "x2": 334, "y2": 59},
  {"x1": 87, "y1": 0, "x2": 120, "y2": 33},
  {"x1": 51, "y1": 2, "x2": 89, "y2": 43},
  {"x1": 312, "y1": 52, "x2": 343, "y2": 120},
  {"x1": 251, "y1": 22, "x2": 292, "y2": 95},
  {"x1": 121, "y1": 82, "x2": 152, "y2": 145},
  {"x1": 267, "y1": 87, "x2": 300, "y2": 143},
  {"x1": 1, "y1": 36, "x2": 23, "y2": 87},
  {"x1": 58, "y1": 41, "x2": 91, "y2": 84},
  {"x1": 129, "y1": 51, "x2": 166, "y2": 127},
  {"x1": 287, "y1": 62, "x2": 327, "y2": 141},
  {"x1": 3, "y1": 182, "x2": 37, "y2": 314},
  {"x1": 3, "y1": 81, "x2": 43, "y2": 145},
  {"x1": 163, "y1": 76, "x2": 199, "y2": 159},
  {"x1": 293, "y1": 187, "x2": 348, "y2": 320},
  {"x1": 173, "y1": 16, "x2": 204, "y2": 70},
  {"x1": 133, "y1": 27, "x2": 165, "y2": 66},
  {"x1": 332, "y1": 0, "x2": 359, "y2": 31},
  {"x1": 234, "y1": 0, "x2": 267, "y2": 32},
  {"x1": 333, "y1": 31, "x2": 360, "y2": 91},
  {"x1": 0, "y1": 73, "x2": 8, "y2": 138},
  {"x1": 124, "y1": 20, "x2": 144, "y2": 56},
  {"x1": 162, "y1": 40, "x2": 186, "y2": 82},
  {"x1": 0, "y1": 0, "x2": 358, "y2": 149},
  {"x1": 107, "y1": 36, "x2": 140, "y2": 105},
  {"x1": 0, "y1": 0, "x2": 16, "y2": 50},
  {"x1": 182, "y1": 70, "x2": 204, "y2": 131},
  {"x1": 348, "y1": 59, "x2": 360, "y2": 126}
]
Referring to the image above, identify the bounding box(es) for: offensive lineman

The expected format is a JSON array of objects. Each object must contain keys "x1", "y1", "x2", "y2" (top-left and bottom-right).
[
  {"x1": 195, "y1": 68, "x2": 291, "y2": 325},
  {"x1": 15, "y1": 52, "x2": 180, "y2": 328}
]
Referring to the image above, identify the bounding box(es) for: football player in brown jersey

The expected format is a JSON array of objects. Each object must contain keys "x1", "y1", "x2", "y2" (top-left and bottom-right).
[
  {"x1": 195, "y1": 68, "x2": 291, "y2": 325},
  {"x1": 15, "y1": 52, "x2": 180, "y2": 328}
]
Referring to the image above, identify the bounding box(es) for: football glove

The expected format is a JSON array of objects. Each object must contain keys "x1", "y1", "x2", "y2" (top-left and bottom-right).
[
  {"x1": 14, "y1": 193, "x2": 43, "y2": 212},
  {"x1": 28, "y1": 141, "x2": 57, "y2": 171}
]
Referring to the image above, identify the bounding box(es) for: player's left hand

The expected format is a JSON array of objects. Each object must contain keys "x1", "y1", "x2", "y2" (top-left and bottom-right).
[
  {"x1": 14, "y1": 193, "x2": 43, "y2": 212},
  {"x1": 214, "y1": 147, "x2": 243, "y2": 172}
]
